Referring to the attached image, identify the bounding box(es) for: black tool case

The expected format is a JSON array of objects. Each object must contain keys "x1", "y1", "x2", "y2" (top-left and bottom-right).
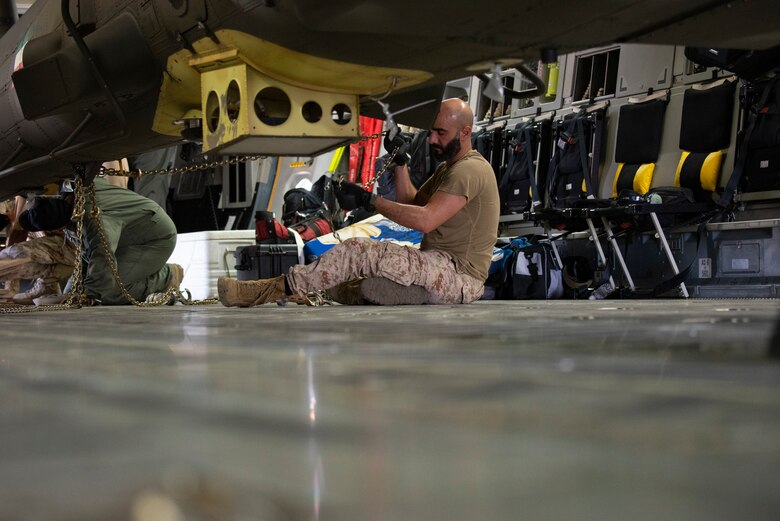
[{"x1": 234, "y1": 243, "x2": 299, "y2": 280}]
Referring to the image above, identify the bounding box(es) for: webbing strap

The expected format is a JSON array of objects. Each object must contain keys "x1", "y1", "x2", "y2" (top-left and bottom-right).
[
  {"x1": 547, "y1": 117, "x2": 576, "y2": 207},
  {"x1": 287, "y1": 227, "x2": 306, "y2": 265},
  {"x1": 651, "y1": 221, "x2": 708, "y2": 297},
  {"x1": 523, "y1": 126, "x2": 542, "y2": 206},
  {"x1": 547, "y1": 143, "x2": 561, "y2": 207},
  {"x1": 491, "y1": 128, "x2": 504, "y2": 180},
  {"x1": 591, "y1": 111, "x2": 604, "y2": 196},
  {"x1": 505, "y1": 125, "x2": 523, "y2": 181},
  {"x1": 576, "y1": 116, "x2": 595, "y2": 197}
]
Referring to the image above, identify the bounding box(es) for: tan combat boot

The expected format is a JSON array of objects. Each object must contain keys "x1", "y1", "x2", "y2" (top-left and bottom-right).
[
  {"x1": 144, "y1": 264, "x2": 185, "y2": 305},
  {"x1": 218, "y1": 275, "x2": 286, "y2": 307},
  {"x1": 167, "y1": 263, "x2": 184, "y2": 290}
]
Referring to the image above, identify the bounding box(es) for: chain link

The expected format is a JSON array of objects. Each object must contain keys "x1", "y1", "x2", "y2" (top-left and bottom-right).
[
  {"x1": 85, "y1": 182, "x2": 219, "y2": 306},
  {"x1": 66, "y1": 176, "x2": 87, "y2": 306},
  {"x1": 360, "y1": 146, "x2": 397, "y2": 190},
  {"x1": 2, "y1": 131, "x2": 393, "y2": 312},
  {"x1": 1, "y1": 178, "x2": 88, "y2": 313},
  {"x1": 100, "y1": 154, "x2": 268, "y2": 178},
  {"x1": 277, "y1": 290, "x2": 333, "y2": 307},
  {"x1": 329, "y1": 131, "x2": 396, "y2": 243},
  {"x1": 100, "y1": 132, "x2": 387, "y2": 178},
  {"x1": 1, "y1": 177, "x2": 217, "y2": 313}
]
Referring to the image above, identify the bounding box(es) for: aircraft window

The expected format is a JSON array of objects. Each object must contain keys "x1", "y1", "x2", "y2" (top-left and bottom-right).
[
  {"x1": 226, "y1": 80, "x2": 241, "y2": 123},
  {"x1": 477, "y1": 71, "x2": 515, "y2": 122},
  {"x1": 573, "y1": 48, "x2": 620, "y2": 101},
  {"x1": 296, "y1": 179, "x2": 313, "y2": 191},
  {"x1": 206, "y1": 90, "x2": 220, "y2": 132},
  {"x1": 255, "y1": 87, "x2": 291, "y2": 126},
  {"x1": 331, "y1": 103, "x2": 352, "y2": 125},
  {"x1": 302, "y1": 101, "x2": 322, "y2": 123}
]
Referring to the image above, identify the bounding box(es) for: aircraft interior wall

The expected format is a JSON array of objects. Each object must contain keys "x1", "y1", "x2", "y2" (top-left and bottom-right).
[
  {"x1": 3, "y1": 6, "x2": 780, "y2": 519},
  {"x1": 458, "y1": 42, "x2": 780, "y2": 298},
  {"x1": 466, "y1": 43, "x2": 778, "y2": 220}
]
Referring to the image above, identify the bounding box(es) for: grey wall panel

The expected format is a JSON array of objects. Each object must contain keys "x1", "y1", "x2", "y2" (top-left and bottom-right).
[{"x1": 615, "y1": 44, "x2": 676, "y2": 98}]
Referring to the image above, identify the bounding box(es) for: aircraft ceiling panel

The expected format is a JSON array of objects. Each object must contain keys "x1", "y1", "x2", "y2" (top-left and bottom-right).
[
  {"x1": 629, "y1": 1, "x2": 780, "y2": 50},
  {"x1": 230, "y1": 0, "x2": 778, "y2": 92},
  {"x1": 282, "y1": 0, "x2": 780, "y2": 68}
]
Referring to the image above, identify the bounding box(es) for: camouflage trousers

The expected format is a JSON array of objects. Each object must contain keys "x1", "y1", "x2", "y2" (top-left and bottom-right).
[
  {"x1": 286, "y1": 238, "x2": 484, "y2": 304},
  {"x1": 0, "y1": 235, "x2": 76, "y2": 284}
]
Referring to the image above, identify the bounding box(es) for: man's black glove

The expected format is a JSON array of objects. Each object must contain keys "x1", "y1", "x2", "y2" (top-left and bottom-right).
[
  {"x1": 383, "y1": 131, "x2": 410, "y2": 166},
  {"x1": 336, "y1": 182, "x2": 375, "y2": 211}
]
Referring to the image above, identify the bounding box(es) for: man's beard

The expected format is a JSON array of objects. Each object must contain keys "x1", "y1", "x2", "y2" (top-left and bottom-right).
[{"x1": 432, "y1": 135, "x2": 461, "y2": 162}]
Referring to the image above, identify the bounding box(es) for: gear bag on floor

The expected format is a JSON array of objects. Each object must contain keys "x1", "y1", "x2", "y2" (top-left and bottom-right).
[{"x1": 484, "y1": 237, "x2": 563, "y2": 300}]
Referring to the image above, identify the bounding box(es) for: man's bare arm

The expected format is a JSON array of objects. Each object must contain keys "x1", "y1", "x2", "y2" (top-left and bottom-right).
[
  {"x1": 374, "y1": 190, "x2": 467, "y2": 234},
  {"x1": 390, "y1": 164, "x2": 418, "y2": 205}
]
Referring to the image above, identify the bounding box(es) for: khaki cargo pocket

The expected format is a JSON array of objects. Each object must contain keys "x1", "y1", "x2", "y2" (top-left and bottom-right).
[
  {"x1": 460, "y1": 274, "x2": 484, "y2": 304},
  {"x1": 376, "y1": 243, "x2": 420, "y2": 287}
]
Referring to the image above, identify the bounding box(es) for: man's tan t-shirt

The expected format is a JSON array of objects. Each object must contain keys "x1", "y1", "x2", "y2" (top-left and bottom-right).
[{"x1": 417, "y1": 150, "x2": 499, "y2": 281}]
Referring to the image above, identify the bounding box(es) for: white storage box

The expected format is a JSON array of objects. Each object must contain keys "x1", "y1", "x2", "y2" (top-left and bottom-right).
[{"x1": 167, "y1": 230, "x2": 256, "y2": 300}]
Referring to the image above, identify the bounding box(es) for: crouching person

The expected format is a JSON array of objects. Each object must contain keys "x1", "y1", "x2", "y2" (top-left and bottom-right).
[
  {"x1": 219, "y1": 99, "x2": 500, "y2": 307},
  {"x1": 20, "y1": 177, "x2": 183, "y2": 305},
  {"x1": 0, "y1": 230, "x2": 76, "y2": 305}
]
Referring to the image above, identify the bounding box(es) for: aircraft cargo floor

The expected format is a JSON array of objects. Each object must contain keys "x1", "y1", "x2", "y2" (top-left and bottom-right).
[{"x1": 1, "y1": 299, "x2": 779, "y2": 520}]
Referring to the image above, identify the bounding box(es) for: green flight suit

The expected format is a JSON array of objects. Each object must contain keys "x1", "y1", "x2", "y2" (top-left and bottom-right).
[{"x1": 81, "y1": 177, "x2": 177, "y2": 304}]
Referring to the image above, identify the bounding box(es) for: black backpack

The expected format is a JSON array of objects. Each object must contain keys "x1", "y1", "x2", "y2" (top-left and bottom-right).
[
  {"x1": 473, "y1": 129, "x2": 491, "y2": 159},
  {"x1": 408, "y1": 130, "x2": 438, "y2": 189},
  {"x1": 473, "y1": 127, "x2": 508, "y2": 182},
  {"x1": 548, "y1": 110, "x2": 605, "y2": 208},
  {"x1": 485, "y1": 240, "x2": 563, "y2": 300},
  {"x1": 282, "y1": 188, "x2": 326, "y2": 226},
  {"x1": 499, "y1": 121, "x2": 549, "y2": 214},
  {"x1": 742, "y1": 77, "x2": 780, "y2": 192},
  {"x1": 311, "y1": 175, "x2": 336, "y2": 214}
]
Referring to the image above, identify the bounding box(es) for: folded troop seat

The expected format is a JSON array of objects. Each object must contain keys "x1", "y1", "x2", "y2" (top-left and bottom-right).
[
  {"x1": 589, "y1": 79, "x2": 736, "y2": 297},
  {"x1": 530, "y1": 108, "x2": 606, "y2": 228},
  {"x1": 674, "y1": 79, "x2": 735, "y2": 205},
  {"x1": 531, "y1": 106, "x2": 632, "y2": 292},
  {"x1": 499, "y1": 118, "x2": 552, "y2": 215},
  {"x1": 579, "y1": 95, "x2": 670, "y2": 293},
  {"x1": 539, "y1": 107, "x2": 606, "y2": 222},
  {"x1": 472, "y1": 125, "x2": 506, "y2": 185},
  {"x1": 611, "y1": 96, "x2": 667, "y2": 200}
]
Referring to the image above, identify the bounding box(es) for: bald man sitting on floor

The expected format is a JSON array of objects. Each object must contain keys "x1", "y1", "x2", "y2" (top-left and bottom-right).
[{"x1": 218, "y1": 98, "x2": 500, "y2": 307}]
